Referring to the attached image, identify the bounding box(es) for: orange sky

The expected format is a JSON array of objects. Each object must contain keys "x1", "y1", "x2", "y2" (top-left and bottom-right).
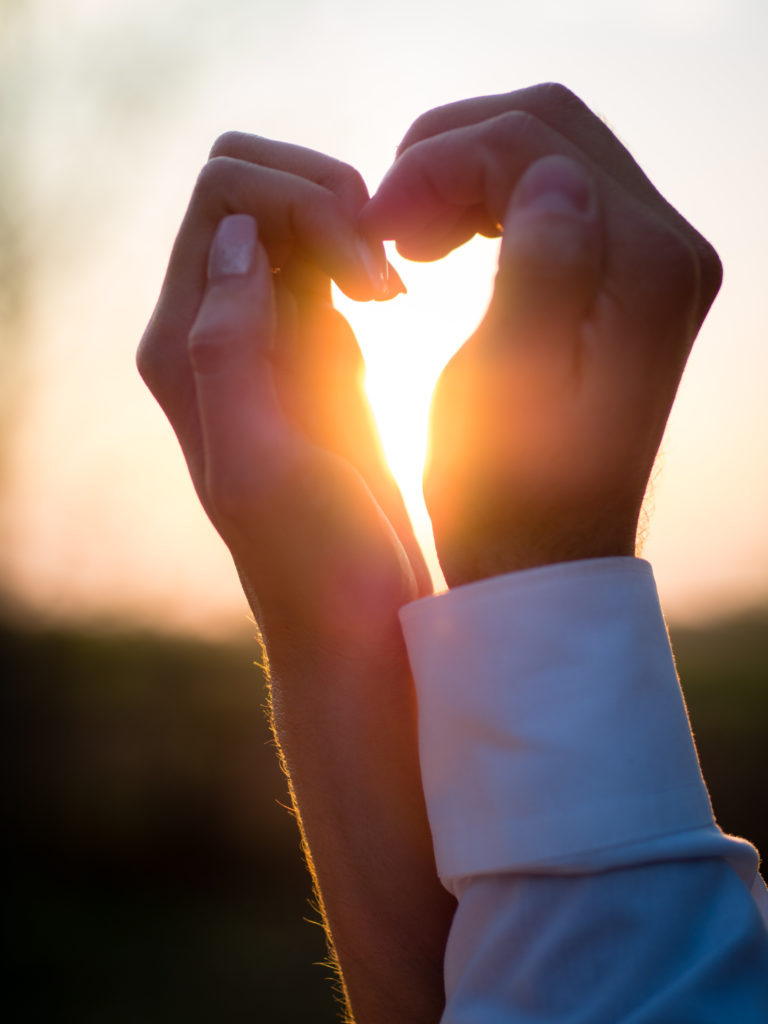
[{"x1": 2, "y1": 0, "x2": 766, "y2": 636}]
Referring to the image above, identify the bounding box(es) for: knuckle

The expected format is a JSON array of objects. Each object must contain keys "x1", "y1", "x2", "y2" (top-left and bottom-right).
[
  {"x1": 136, "y1": 327, "x2": 164, "y2": 391},
  {"x1": 696, "y1": 236, "x2": 723, "y2": 307},
  {"x1": 482, "y1": 110, "x2": 538, "y2": 160},
  {"x1": 207, "y1": 454, "x2": 288, "y2": 535},
  {"x1": 187, "y1": 320, "x2": 234, "y2": 375},
  {"x1": 659, "y1": 228, "x2": 699, "y2": 301},
  {"x1": 322, "y1": 159, "x2": 369, "y2": 206},
  {"x1": 397, "y1": 100, "x2": 457, "y2": 155},
  {"x1": 136, "y1": 325, "x2": 184, "y2": 414},
  {"x1": 193, "y1": 155, "x2": 233, "y2": 201},
  {"x1": 397, "y1": 112, "x2": 436, "y2": 155},
  {"x1": 290, "y1": 179, "x2": 341, "y2": 237},
  {"x1": 491, "y1": 108, "x2": 536, "y2": 139},
  {"x1": 328, "y1": 158, "x2": 362, "y2": 187},
  {"x1": 655, "y1": 211, "x2": 722, "y2": 316},
  {"x1": 208, "y1": 130, "x2": 247, "y2": 160},
  {"x1": 135, "y1": 332, "x2": 153, "y2": 383},
  {"x1": 207, "y1": 471, "x2": 259, "y2": 529},
  {"x1": 533, "y1": 81, "x2": 582, "y2": 111},
  {"x1": 641, "y1": 222, "x2": 701, "y2": 326}
]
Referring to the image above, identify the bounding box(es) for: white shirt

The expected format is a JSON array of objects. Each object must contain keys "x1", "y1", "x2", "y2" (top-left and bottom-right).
[{"x1": 400, "y1": 558, "x2": 768, "y2": 1022}]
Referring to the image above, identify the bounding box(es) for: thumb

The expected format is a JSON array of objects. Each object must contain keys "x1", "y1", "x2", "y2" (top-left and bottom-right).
[
  {"x1": 486, "y1": 154, "x2": 601, "y2": 349},
  {"x1": 188, "y1": 214, "x2": 290, "y2": 532}
]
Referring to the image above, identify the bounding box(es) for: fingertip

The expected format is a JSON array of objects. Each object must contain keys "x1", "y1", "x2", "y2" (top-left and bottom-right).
[
  {"x1": 491, "y1": 156, "x2": 602, "y2": 338},
  {"x1": 190, "y1": 218, "x2": 276, "y2": 378},
  {"x1": 357, "y1": 198, "x2": 377, "y2": 236},
  {"x1": 386, "y1": 262, "x2": 408, "y2": 298},
  {"x1": 368, "y1": 266, "x2": 408, "y2": 302},
  {"x1": 357, "y1": 185, "x2": 398, "y2": 244},
  {"x1": 354, "y1": 237, "x2": 391, "y2": 300},
  {"x1": 501, "y1": 153, "x2": 600, "y2": 274},
  {"x1": 511, "y1": 155, "x2": 597, "y2": 220}
]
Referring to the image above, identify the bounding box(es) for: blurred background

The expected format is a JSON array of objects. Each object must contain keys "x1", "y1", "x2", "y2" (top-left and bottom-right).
[{"x1": 2, "y1": 0, "x2": 766, "y2": 1020}]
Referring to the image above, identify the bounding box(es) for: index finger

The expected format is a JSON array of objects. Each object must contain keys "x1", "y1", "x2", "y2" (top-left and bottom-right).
[
  {"x1": 393, "y1": 84, "x2": 720, "y2": 300},
  {"x1": 361, "y1": 111, "x2": 584, "y2": 260},
  {"x1": 209, "y1": 132, "x2": 371, "y2": 219},
  {"x1": 397, "y1": 86, "x2": 647, "y2": 195}
]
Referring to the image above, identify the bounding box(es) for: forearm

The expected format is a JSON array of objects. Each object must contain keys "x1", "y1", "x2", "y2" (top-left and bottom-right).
[
  {"x1": 266, "y1": 641, "x2": 455, "y2": 1024},
  {"x1": 138, "y1": 183, "x2": 455, "y2": 1021}
]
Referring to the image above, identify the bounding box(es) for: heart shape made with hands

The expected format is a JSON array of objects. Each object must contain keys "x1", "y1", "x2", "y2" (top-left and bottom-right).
[{"x1": 134, "y1": 87, "x2": 723, "y2": 625}]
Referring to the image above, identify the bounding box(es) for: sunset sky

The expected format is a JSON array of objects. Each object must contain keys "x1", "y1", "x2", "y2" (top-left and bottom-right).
[{"x1": 1, "y1": 0, "x2": 766, "y2": 636}]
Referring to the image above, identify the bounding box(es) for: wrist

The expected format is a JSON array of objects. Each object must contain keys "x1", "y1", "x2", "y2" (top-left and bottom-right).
[
  {"x1": 436, "y1": 517, "x2": 638, "y2": 589},
  {"x1": 262, "y1": 598, "x2": 452, "y2": 1024}
]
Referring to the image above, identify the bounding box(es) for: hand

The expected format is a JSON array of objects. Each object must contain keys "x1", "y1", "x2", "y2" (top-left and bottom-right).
[
  {"x1": 137, "y1": 136, "x2": 453, "y2": 1024},
  {"x1": 361, "y1": 84, "x2": 722, "y2": 587},
  {"x1": 138, "y1": 133, "x2": 429, "y2": 668}
]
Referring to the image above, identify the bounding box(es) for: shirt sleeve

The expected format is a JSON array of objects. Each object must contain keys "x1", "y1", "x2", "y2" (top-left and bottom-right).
[{"x1": 399, "y1": 557, "x2": 768, "y2": 1023}]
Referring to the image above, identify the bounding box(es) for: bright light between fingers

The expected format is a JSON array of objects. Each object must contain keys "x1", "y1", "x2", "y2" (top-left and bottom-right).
[{"x1": 334, "y1": 237, "x2": 500, "y2": 585}]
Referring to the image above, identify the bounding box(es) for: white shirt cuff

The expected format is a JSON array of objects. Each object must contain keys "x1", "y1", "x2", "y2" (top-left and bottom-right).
[{"x1": 399, "y1": 558, "x2": 715, "y2": 887}]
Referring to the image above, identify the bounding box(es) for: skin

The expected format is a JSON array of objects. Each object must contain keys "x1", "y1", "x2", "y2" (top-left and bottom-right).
[
  {"x1": 138, "y1": 84, "x2": 721, "y2": 1022},
  {"x1": 137, "y1": 137, "x2": 454, "y2": 1024},
  {"x1": 361, "y1": 83, "x2": 721, "y2": 586}
]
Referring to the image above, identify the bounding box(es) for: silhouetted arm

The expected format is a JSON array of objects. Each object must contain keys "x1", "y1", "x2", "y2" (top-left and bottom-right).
[{"x1": 138, "y1": 138, "x2": 454, "y2": 1024}]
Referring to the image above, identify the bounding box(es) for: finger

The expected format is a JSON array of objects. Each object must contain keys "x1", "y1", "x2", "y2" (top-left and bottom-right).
[
  {"x1": 207, "y1": 135, "x2": 410, "y2": 305},
  {"x1": 200, "y1": 140, "x2": 406, "y2": 491},
  {"x1": 424, "y1": 157, "x2": 602, "y2": 519},
  {"x1": 396, "y1": 85, "x2": 649, "y2": 200},
  {"x1": 209, "y1": 134, "x2": 400, "y2": 303},
  {"x1": 485, "y1": 154, "x2": 601, "y2": 357},
  {"x1": 209, "y1": 132, "x2": 371, "y2": 220},
  {"x1": 393, "y1": 85, "x2": 721, "y2": 305},
  {"x1": 374, "y1": 205, "x2": 502, "y2": 264},
  {"x1": 361, "y1": 111, "x2": 581, "y2": 260},
  {"x1": 272, "y1": 297, "x2": 432, "y2": 594},
  {"x1": 182, "y1": 157, "x2": 387, "y2": 302},
  {"x1": 138, "y1": 155, "x2": 390, "y2": 460},
  {"x1": 187, "y1": 214, "x2": 291, "y2": 532},
  {"x1": 422, "y1": 161, "x2": 606, "y2": 587}
]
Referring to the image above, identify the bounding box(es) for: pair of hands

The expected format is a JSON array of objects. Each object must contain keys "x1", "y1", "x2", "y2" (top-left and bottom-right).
[
  {"x1": 138, "y1": 84, "x2": 722, "y2": 1022},
  {"x1": 138, "y1": 82, "x2": 720, "y2": 679}
]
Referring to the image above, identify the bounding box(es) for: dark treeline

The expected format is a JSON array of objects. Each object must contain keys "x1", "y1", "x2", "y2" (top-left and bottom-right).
[{"x1": 2, "y1": 609, "x2": 766, "y2": 1022}]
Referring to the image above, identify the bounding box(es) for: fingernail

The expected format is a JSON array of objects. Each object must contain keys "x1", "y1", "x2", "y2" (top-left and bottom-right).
[
  {"x1": 387, "y1": 262, "x2": 408, "y2": 297},
  {"x1": 356, "y1": 239, "x2": 390, "y2": 299},
  {"x1": 514, "y1": 157, "x2": 596, "y2": 217},
  {"x1": 208, "y1": 214, "x2": 257, "y2": 279}
]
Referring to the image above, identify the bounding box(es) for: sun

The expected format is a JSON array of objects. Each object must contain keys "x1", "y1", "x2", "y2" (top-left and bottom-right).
[{"x1": 334, "y1": 236, "x2": 500, "y2": 585}]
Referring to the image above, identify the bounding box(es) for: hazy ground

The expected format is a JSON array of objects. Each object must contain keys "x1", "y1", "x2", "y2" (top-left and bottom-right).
[{"x1": 3, "y1": 608, "x2": 766, "y2": 1021}]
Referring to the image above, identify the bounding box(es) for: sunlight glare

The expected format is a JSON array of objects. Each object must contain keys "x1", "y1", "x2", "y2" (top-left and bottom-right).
[{"x1": 334, "y1": 237, "x2": 500, "y2": 583}]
